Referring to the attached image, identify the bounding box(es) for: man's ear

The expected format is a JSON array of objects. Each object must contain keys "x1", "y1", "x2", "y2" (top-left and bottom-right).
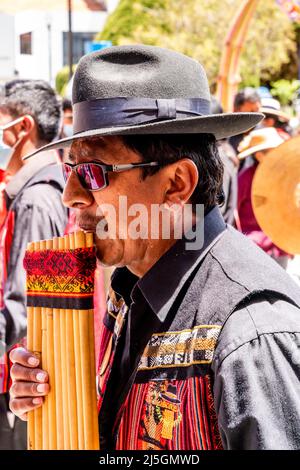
[
  {"x1": 163, "y1": 158, "x2": 199, "y2": 207},
  {"x1": 18, "y1": 115, "x2": 35, "y2": 139}
]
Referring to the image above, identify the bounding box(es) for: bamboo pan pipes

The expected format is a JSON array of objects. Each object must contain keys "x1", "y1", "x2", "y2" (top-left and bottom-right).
[{"x1": 24, "y1": 231, "x2": 99, "y2": 450}]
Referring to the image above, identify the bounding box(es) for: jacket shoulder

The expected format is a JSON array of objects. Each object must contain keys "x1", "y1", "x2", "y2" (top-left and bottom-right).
[
  {"x1": 213, "y1": 294, "x2": 300, "y2": 369},
  {"x1": 192, "y1": 226, "x2": 300, "y2": 327},
  {"x1": 210, "y1": 227, "x2": 300, "y2": 304}
]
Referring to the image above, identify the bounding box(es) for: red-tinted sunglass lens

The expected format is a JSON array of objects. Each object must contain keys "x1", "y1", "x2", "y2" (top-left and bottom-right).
[
  {"x1": 76, "y1": 163, "x2": 106, "y2": 190},
  {"x1": 62, "y1": 163, "x2": 72, "y2": 182}
]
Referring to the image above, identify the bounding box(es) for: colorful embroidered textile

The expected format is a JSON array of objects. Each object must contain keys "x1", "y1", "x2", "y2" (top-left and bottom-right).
[
  {"x1": 138, "y1": 325, "x2": 220, "y2": 371},
  {"x1": 23, "y1": 247, "x2": 96, "y2": 309},
  {"x1": 115, "y1": 376, "x2": 222, "y2": 450},
  {"x1": 96, "y1": 294, "x2": 223, "y2": 450}
]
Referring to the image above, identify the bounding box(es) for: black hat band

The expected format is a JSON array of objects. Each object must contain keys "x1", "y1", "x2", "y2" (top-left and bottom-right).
[{"x1": 73, "y1": 97, "x2": 211, "y2": 134}]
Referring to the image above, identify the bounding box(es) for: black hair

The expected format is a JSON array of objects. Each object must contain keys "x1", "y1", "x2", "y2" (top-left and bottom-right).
[
  {"x1": 62, "y1": 98, "x2": 72, "y2": 112},
  {"x1": 5, "y1": 79, "x2": 30, "y2": 97},
  {"x1": 234, "y1": 88, "x2": 261, "y2": 111},
  {"x1": 0, "y1": 80, "x2": 62, "y2": 145},
  {"x1": 122, "y1": 134, "x2": 224, "y2": 211}
]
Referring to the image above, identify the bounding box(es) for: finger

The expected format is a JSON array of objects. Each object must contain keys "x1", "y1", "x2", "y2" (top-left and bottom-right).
[
  {"x1": 9, "y1": 396, "x2": 44, "y2": 417},
  {"x1": 9, "y1": 347, "x2": 40, "y2": 368},
  {"x1": 10, "y1": 381, "x2": 50, "y2": 399},
  {"x1": 10, "y1": 363, "x2": 48, "y2": 383}
]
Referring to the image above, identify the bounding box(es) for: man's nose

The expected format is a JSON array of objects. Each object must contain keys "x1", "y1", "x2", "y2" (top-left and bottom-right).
[{"x1": 62, "y1": 171, "x2": 94, "y2": 209}]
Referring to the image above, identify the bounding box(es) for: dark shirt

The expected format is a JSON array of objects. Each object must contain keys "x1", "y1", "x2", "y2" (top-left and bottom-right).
[
  {"x1": 99, "y1": 207, "x2": 300, "y2": 449},
  {"x1": 99, "y1": 208, "x2": 226, "y2": 447}
]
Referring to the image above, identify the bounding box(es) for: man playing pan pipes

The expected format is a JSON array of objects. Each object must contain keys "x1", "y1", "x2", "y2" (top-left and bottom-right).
[{"x1": 9, "y1": 46, "x2": 300, "y2": 450}]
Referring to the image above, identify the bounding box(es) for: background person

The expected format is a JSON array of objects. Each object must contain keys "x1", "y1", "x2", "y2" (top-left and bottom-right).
[
  {"x1": 237, "y1": 127, "x2": 292, "y2": 269},
  {"x1": 0, "y1": 80, "x2": 68, "y2": 449},
  {"x1": 260, "y1": 97, "x2": 293, "y2": 138},
  {"x1": 211, "y1": 97, "x2": 238, "y2": 225},
  {"x1": 229, "y1": 87, "x2": 261, "y2": 155},
  {"x1": 62, "y1": 98, "x2": 73, "y2": 138}
]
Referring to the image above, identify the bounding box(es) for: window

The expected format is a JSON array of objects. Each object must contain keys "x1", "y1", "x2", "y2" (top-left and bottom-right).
[
  {"x1": 20, "y1": 32, "x2": 32, "y2": 55},
  {"x1": 63, "y1": 32, "x2": 97, "y2": 66}
]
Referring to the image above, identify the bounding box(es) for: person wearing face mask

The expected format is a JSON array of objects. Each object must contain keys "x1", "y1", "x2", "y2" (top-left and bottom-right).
[
  {"x1": 0, "y1": 80, "x2": 27, "y2": 191},
  {"x1": 0, "y1": 118, "x2": 25, "y2": 228},
  {"x1": 57, "y1": 99, "x2": 73, "y2": 161},
  {"x1": 0, "y1": 80, "x2": 68, "y2": 449},
  {"x1": 0, "y1": 130, "x2": 11, "y2": 227},
  {"x1": 236, "y1": 127, "x2": 293, "y2": 269},
  {"x1": 0, "y1": 129, "x2": 12, "y2": 171},
  {"x1": 62, "y1": 98, "x2": 73, "y2": 137}
]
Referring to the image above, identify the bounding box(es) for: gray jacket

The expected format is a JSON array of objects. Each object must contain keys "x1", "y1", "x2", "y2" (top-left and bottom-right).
[
  {"x1": 99, "y1": 207, "x2": 300, "y2": 450},
  {"x1": 0, "y1": 153, "x2": 68, "y2": 351}
]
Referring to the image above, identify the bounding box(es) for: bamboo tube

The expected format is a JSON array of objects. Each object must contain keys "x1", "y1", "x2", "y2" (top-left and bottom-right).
[
  {"x1": 38, "y1": 239, "x2": 48, "y2": 450},
  {"x1": 88, "y1": 307, "x2": 99, "y2": 450},
  {"x1": 27, "y1": 242, "x2": 35, "y2": 450},
  {"x1": 41, "y1": 304, "x2": 48, "y2": 451},
  {"x1": 45, "y1": 239, "x2": 56, "y2": 449},
  {"x1": 68, "y1": 232, "x2": 84, "y2": 450},
  {"x1": 64, "y1": 234, "x2": 78, "y2": 449},
  {"x1": 32, "y1": 241, "x2": 43, "y2": 449},
  {"x1": 33, "y1": 305, "x2": 42, "y2": 449},
  {"x1": 75, "y1": 231, "x2": 98, "y2": 449},
  {"x1": 52, "y1": 237, "x2": 64, "y2": 450},
  {"x1": 27, "y1": 306, "x2": 35, "y2": 450},
  {"x1": 58, "y1": 236, "x2": 70, "y2": 449},
  {"x1": 86, "y1": 233, "x2": 100, "y2": 449}
]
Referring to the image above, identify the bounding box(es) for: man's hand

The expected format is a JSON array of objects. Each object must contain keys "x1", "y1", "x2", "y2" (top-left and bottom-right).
[{"x1": 9, "y1": 347, "x2": 49, "y2": 421}]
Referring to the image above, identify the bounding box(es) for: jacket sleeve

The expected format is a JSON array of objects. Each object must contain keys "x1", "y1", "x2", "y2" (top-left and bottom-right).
[
  {"x1": 0, "y1": 184, "x2": 68, "y2": 349},
  {"x1": 212, "y1": 299, "x2": 300, "y2": 450}
]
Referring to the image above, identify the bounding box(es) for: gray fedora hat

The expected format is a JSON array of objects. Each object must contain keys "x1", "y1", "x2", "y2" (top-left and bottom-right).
[{"x1": 25, "y1": 45, "x2": 263, "y2": 158}]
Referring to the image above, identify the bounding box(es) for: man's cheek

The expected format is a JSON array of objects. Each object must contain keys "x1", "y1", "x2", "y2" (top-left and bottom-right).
[{"x1": 96, "y1": 203, "x2": 116, "y2": 240}]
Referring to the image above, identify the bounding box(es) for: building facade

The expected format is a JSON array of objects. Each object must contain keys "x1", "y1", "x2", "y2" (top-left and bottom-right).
[{"x1": 0, "y1": 0, "x2": 118, "y2": 85}]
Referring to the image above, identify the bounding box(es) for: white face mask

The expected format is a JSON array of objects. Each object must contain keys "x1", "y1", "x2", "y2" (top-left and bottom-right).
[
  {"x1": 0, "y1": 117, "x2": 25, "y2": 170},
  {"x1": 0, "y1": 129, "x2": 11, "y2": 170},
  {"x1": 63, "y1": 124, "x2": 73, "y2": 137}
]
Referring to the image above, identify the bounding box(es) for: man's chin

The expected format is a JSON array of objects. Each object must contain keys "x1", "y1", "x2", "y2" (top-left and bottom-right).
[{"x1": 94, "y1": 239, "x2": 124, "y2": 268}]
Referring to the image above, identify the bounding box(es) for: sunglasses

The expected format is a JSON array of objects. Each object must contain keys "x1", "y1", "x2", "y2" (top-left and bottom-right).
[
  {"x1": 62, "y1": 161, "x2": 160, "y2": 191},
  {"x1": 0, "y1": 116, "x2": 25, "y2": 132}
]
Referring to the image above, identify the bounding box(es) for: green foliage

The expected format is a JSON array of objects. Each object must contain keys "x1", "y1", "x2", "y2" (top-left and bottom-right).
[
  {"x1": 98, "y1": 0, "x2": 297, "y2": 88},
  {"x1": 99, "y1": 0, "x2": 169, "y2": 45},
  {"x1": 270, "y1": 79, "x2": 300, "y2": 106},
  {"x1": 55, "y1": 65, "x2": 76, "y2": 96}
]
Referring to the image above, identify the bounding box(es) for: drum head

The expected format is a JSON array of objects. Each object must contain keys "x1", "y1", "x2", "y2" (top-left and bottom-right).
[{"x1": 252, "y1": 135, "x2": 300, "y2": 255}]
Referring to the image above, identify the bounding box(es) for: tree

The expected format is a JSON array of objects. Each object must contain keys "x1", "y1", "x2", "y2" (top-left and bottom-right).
[{"x1": 97, "y1": 0, "x2": 297, "y2": 88}]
